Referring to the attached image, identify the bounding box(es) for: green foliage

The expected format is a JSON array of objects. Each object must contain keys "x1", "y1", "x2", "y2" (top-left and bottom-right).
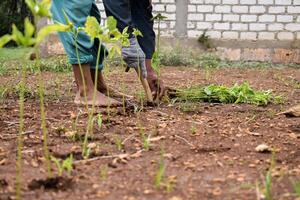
[
  {"x1": 25, "y1": 0, "x2": 52, "y2": 18},
  {"x1": 0, "y1": 0, "x2": 33, "y2": 45},
  {"x1": 152, "y1": 13, "x2": 168, "y2": 21},
  {"x1": 154, "y1": 151, "x2": 166, "y2": 188},
  {"x1": 96, "y1": 114, "x2": 103, "y2": 129},
  {"x1": 50, "y1": 154, "x2": 73, "y2": 176},
  {"x1": 114, "y1": 136, "x2": 124, "y2": 151},
  {"x1": 132, "y1": 28, "x2": 143, "y2": 38},
  {"x1": 141, "y1": 133, "x2": 151, "y2": 151},
  {"x1": 264, "y1": 170, "x2": 272, "y2": 200},
  {"x1": 292, "y1": 180, "x2": 300, "y2": 197},
  {"x1": 263, "y1": 151, "x2": 276, "y2": 200},
  {"x1": 85, "y1": 16, "x2": 103, "y2": 39},
  {"x1": 174, "y1": 82, "x2": 282, "y2": 106},
  {"x1": 198, "y1": 30, "x2": 212, "y2": 49},
  {"x1": 100, "y1": 165, "x2": 109, "y2": 181},
  {"x1": 0, "y1": 47, "x2": 31, "y2": 62},
  {"x1": 199, "y1": 53, "x2": 221, "y2": 68}
]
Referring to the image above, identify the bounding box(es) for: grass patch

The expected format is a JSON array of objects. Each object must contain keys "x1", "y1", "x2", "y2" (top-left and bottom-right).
[
  {"x1": 0, "y1": 47, "x2": 31, "y2": 62},
  {"x1": 172, "y1": 82, "x2": 283, "y2": 106},
  {"x1": 159, "y1": 47, "x2": 300, "y2": 69},
  {"x1": 0, "y1": 47, "x2": 71, "y2": 74}
]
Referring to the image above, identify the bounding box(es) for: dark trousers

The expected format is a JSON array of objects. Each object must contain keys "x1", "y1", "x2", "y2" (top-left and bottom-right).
[{"x1": 103, "y1": 0, "x2": 156, "y2": 59}]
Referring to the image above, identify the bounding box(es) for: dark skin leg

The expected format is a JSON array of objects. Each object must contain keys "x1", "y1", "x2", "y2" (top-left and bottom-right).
[
  {"x1": 90, "y1": 68, "x2": 108, "y2": 94},
  {"x1": 73, "y1": 64, "x2": 121, "y2": 106},
  {"x1": 90, "y1": 69, "x2": 134, "y2": 99}
]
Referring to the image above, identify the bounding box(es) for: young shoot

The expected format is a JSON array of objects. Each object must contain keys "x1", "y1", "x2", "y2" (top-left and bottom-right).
[
  {"x1": 154, "y1": 150, "x2": 166, "y2": 188},
  {"x1": 50, "y1": 154, "x2": 73, "y2": 176},
  {"x1": 114, "y1": 136, "x2": 124, "y2": 151},
  {"x1": 100, "y1": 165, "x2": 109, "y2": 181}
]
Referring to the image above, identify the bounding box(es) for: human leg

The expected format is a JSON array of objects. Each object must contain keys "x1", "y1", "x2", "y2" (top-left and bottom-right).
[{"x1": 73, "y1": 64, "x2": 120, "y2": 106}]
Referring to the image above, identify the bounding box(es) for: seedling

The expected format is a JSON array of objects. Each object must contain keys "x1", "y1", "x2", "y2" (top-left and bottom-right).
[
  {"x1": 151, "y1": 13, "x2": 167, "y2": 102},
  {"x1": 138, "y1": 124, "x2": 151, "y2": 151},
  {"x1": 190, "y1": 122, "x2": 197, "y2": 135},
  {"x1": 78, "y1": 16, "x2": 130, "y2": 159},
  {"x1": 141, "y1": 133, "x2": 151, "y2": 151},
  {"x1": 114, "y1": 136, "x2": 124, "y2": 151},
  {"x1": 100, "y1": 165, "x2": 109, "y2": 181},
  {"x1": 292, "y1": 180, "x2": 300, "y2": 197},
  {"x1": 50, "y1": 154, "x2": 73, "y2": 176},
  {"x1": 256, "y1": 151, "x2": 276, "y2": 200},
  {"x1": 96, "y1": 114, "x2": 103, "y2": 129},
  {"x1": 0, "y1": 1, "x2": 74, "y2": 198},
  {"x1": 154, "y1": 151, "x2": 166, "y2": 188},
  {"x1": 165, "y1": 176, "x2": 177, "y2": 193}
]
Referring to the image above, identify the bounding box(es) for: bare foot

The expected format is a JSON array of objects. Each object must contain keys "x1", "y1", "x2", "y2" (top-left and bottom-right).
[{"x1": 74, "y1": 91, "x2": 121, "y2": 107}]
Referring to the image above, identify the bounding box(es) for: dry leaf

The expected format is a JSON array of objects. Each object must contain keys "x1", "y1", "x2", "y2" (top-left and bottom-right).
[{"x1": 278, "y1": 104, "x2": 300, "y2": 117}]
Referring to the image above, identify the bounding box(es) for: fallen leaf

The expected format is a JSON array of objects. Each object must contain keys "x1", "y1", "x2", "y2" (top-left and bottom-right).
[{"x1": 278, "y1": 104, "x2": 300, "y2": 117}]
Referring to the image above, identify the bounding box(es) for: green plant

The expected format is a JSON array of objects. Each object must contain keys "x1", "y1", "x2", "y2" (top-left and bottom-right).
[
  {"x1": 50, "y1": 154, "x2": 73, "y2": 176},
  {"x1": 173, "y1": 82, "x2": 282, "y2": 106},
  {"x1": 114, "y1": 136, "x2": 124, "y2": 151},
  {"x1": 77, "y1": 16, "x2": 129, "y2": 158},
  {"x1": 100, "y1": 165, "x2": 109, "y2": 181},
  {"x1": 151, "y1": 13, "x2": 167, "y2": 101},
  {"x1": 96, "y1": 113, "x2": 103, "y2": 129},
  {"x1": 154, "y1": 150, "x2": 166, "y2": 188},
  {"x1": 198, "y1": 29, "x2": 212, "y2": 49},
  {"x1": 190, "y1": 122, "x2": 197, "y2": 135},
  {"x1": 292, "y1": 180, "x2": 300, "y2": 197},
  {"x1": 141, "y1": 133, "x2": 151, "y2": 151},
  {"x1": 0, "y1": 2, "x2": 74, "y2": 199}
]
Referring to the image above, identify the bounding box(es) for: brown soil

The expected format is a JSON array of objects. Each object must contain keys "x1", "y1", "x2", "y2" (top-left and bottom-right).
[{"x1": 0, "y1": 66, "x2": 299, "y2": 200}]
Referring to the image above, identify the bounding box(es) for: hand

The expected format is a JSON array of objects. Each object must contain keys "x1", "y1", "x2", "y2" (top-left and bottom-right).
[
  {"x1": 147, "y1": 73, "x2": 167, "y2": 101},
  {"x1": 122, "y1": 37, "x2": 147, "y2": 78}
]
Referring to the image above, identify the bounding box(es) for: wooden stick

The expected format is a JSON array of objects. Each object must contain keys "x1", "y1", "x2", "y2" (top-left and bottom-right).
[
  {"x1": 140, "y1": 78, "x2": 154, "y2": 103},
  {"x1": 134, "y1": 68, "x2": 153, "y2": 103}
]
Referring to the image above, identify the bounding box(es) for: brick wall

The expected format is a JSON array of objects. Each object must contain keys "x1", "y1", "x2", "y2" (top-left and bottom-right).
[
  {"x1": 96, "y1": 0, "x2": 300, "y2": 41},
  {"x1": 187, "y1": 0, "x2": 300, "y2": 40}
]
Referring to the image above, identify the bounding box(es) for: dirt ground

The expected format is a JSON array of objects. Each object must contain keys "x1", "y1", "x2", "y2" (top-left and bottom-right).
[{"x1": 0, "y1": 66, "x2": 299, "y2": 200}]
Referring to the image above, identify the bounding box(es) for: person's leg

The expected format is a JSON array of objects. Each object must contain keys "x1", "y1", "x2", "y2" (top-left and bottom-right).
[
  {"x1": 51, "y1": 0, "x2": 120, "y2": 106},
  {"x1": 73, "y1": 64, "x2": 120, "y2": 106}
]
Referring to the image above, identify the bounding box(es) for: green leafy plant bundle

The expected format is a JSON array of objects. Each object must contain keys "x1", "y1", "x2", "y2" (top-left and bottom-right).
[{"x1": 173, "y1": 82, "x2": 282, "y2": 106}]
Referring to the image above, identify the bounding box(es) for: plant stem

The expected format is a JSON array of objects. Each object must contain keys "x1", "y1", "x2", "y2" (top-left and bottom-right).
[
  {"x1": 16, "y1": 64, "x2": 26, "y2": 200},
  {"x1": 34, "y1": 15, "x2": 52, "y2": 177},
  {"x1": 83, "y1": 40, "x2": 102, "y2": 158}
]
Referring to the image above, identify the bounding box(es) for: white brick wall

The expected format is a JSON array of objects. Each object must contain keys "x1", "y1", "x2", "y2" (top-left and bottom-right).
[
  {"x1": 187, "y1": 0, "x2": 300, "y2": 40},
  {"x1": 95, "y1": 0, "x2": 299, "y2": 41}
]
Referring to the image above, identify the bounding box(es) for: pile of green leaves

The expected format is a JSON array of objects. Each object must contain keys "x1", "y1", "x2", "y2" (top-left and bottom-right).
[{"x1": 174, "y1": 82, "x2": 282, "y2": 106}]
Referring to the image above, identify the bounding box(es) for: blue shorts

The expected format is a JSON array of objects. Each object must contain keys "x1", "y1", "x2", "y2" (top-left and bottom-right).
[{"x1": 51, "y1": 0, "x2": 106, "y2": 70}]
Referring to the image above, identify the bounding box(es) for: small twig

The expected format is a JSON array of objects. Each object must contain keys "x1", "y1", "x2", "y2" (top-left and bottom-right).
[
  {"x1": 0, "y1": 131, "x2": 34, "y2": 140},
  {"x1": 4, "y1": 121, "x2": 19, "y2": 126},
  {"x1": 74, "y1": 155, "x2": 116, "y2": 165},
  {"x1": 174, "y1": 135, "x2": 195, "y2": 148},
  {"x1": 45, "y1": 118, "x2": 61, "y2": 122}
]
